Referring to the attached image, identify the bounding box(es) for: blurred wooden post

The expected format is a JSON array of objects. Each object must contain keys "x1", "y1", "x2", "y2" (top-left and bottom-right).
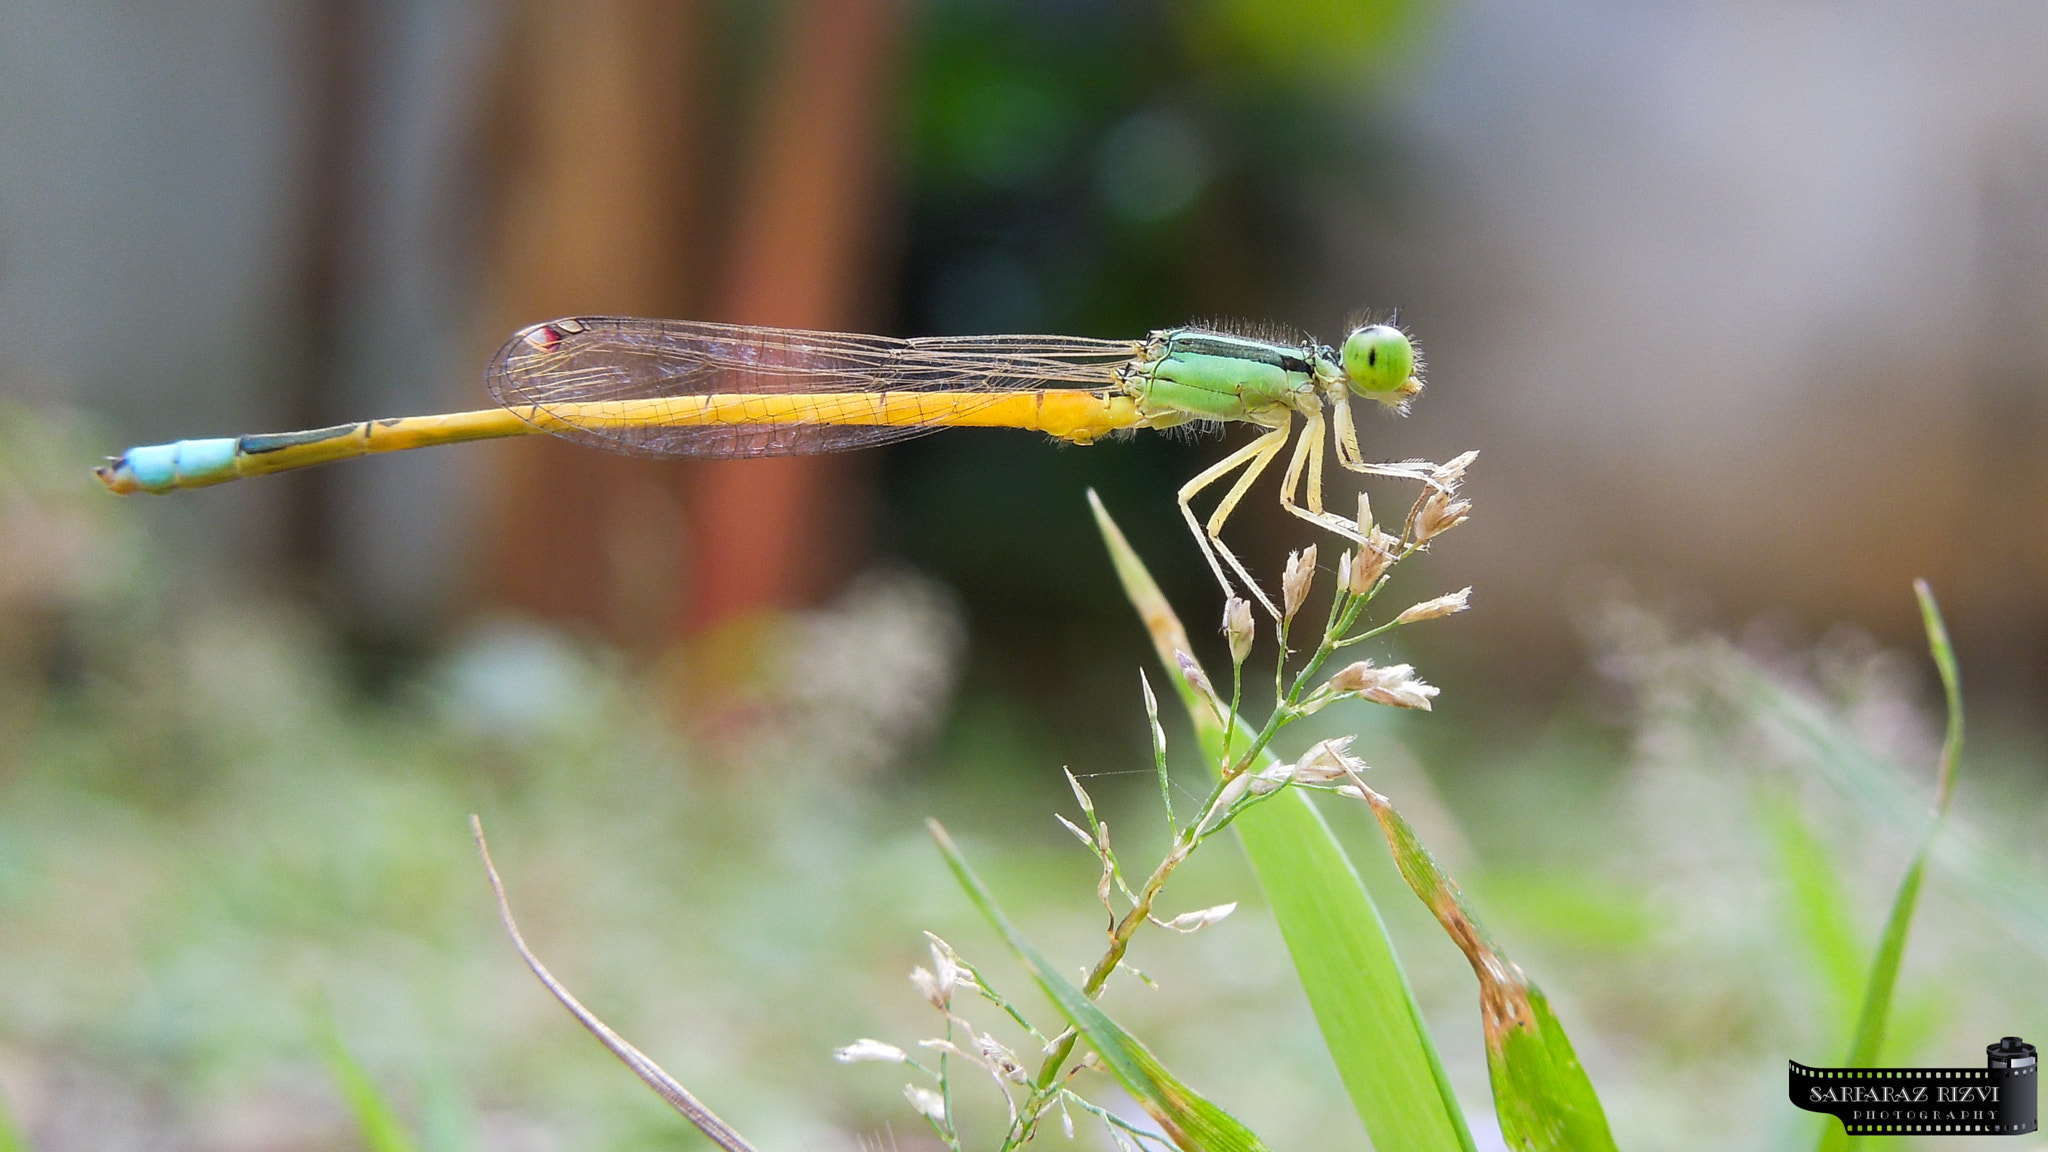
[
  {"x1": 475, "y1": 0, "x2": 904, "y2": 658},
  {"x1": 686, "y1": 0, "x2": 906, "y2": 631},
  {"x1": 475, "y1": 0, "x2": 701, "y2": 638}
]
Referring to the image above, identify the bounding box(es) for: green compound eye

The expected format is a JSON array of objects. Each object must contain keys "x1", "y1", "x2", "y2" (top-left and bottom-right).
[{"x1": 1341, "y1": 325, "x2": 1415, "y2": 397}]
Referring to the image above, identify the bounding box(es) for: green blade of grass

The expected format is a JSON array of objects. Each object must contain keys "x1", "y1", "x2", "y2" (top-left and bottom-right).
[
  {"x1": 1759, "y1": 790, "x2": 1866, "y2": 1033},
  {"x1": 1919, "y1": 578, "x2": 1966, "y2": 817},
  {"x1": 311, "y1": 997, "x2": 423, "y2": 1152},
  {"x1": 928, "y1": 819, "x2": 1270, "y2": 1152},
  {"x1": 1355, "y1": 781, "x2": 1617, "y2": 1152},
  {"x1": 1814, "y1": 581, "x2": 1965, "y2": 1152},
  {"x1": 1728, "y1": 660, "x2": 2048, "y2": 953},
  {"x1": 1705, "y1": 586, "x2": 2048, "y2": 960},
  {"x1": 1813, "y1": 846, "x2": 1933, "y2": 1152},
  {"x1": 1842, "y1": 580, "x2": 1964, "y2": 1069},
  {"x1": 1840, "y1": 847, "x2": 1934, "y2": 1071},
  {"x1": 1089, "y1": 491, "x2": 1474, "y2": 1152}
]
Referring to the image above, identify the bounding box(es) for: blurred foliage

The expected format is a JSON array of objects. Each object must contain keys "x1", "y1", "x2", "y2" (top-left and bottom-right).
[
  {"x1": 0, "y1": 406, "x2": 1350, "y2": 1149},
  {"x1": 314, "y1": 997, "x2": 425, "y2": 1152},
  {"x1": 1183, "y1": 0, "x2": 1435, "y2": 90},
  {"x1": 1091, "y1": 491, "x2": 1477, "y2": 1152},
  {"x1": 896, "y1": 0, "x2": 1427, "y2": 338},
  {"x1": 2, "y1": 383, "x2": 2045, "y2": 1149},
  {"x1": 935, "y1": 821, "x2": 1274, "y2": 1152},
  {"x1": 0, "y1": 1089, "x2": 23, "y2": 1152},
  {"x1": 6, "y1": 1, "x2": 2047, "y2": 1149},
  {"x1": 884, "y1": 0, "x2": 1432, "y2": 752}
]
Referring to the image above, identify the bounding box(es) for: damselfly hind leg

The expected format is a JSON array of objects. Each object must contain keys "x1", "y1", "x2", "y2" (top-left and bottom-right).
[{"x1": 1177, "y1": 421, "x2": 1292, "y2": 617}]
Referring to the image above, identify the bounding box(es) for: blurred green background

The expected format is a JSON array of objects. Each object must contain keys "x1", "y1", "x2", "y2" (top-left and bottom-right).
[{"x1": 3, "y1": 0, "x2": 2048, "y2": 1148}]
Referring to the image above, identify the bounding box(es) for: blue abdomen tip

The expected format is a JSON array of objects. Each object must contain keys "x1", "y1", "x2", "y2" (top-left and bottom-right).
[{"x1": 124, "y1": 438, "x2": 238, "y2": 492}]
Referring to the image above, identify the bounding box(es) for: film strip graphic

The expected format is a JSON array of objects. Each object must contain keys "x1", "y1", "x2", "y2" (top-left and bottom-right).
[{"x1": 1790, "y1": 1038, "x2": 2038, "y2": 1136}]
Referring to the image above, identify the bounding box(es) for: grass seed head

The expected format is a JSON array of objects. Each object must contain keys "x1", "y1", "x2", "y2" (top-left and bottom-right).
[
  {"x1": 1163, "y1": 902, "x2": 1238, "y2": 931},
  {"x1": 1325, "y1": 660, "x2": 1394, "y2": 694},
  {"x1": 1249, "y1": 760, "x2": 1296, "y2": 795},
  {"x1": 1223, "y1": 596, "x2": 1255, "y2": 665},
  {"x1": 928, "y1": 939, "x2": 962, "y2": 996},
  {"x1": 1289, "y1": 735, "x2": 1371, "y2": 782},
  {"x1": 1064, "y1": 767, "x2": 1096, "y2": 819},
  {"x1": 1214, "y1": 768, "x2": 1254, "y2": 811},
  {"x1": 1056, "y1": 812, "x2": 1096, "y2": 848},
  {"x1": 1326, "y1": 660, "x2": 1440, "y2": 710},
  {"x1": 910, "y1": 955, "x2": 958, "y2": 1009},
  {"x1": 923, "y1": 931, "x2": 973, "y2": 989},
  {"x1": 1413, "y1": 488, "x2": 1471, "y2": 544},
  {"x1": 1396, "y1": 587, "x2": 1472, "y2": 625},
  {"x1": 904, "y1": 1084, "x2": 947, "y2": 1122},
  {"x1": 1351, "y1": 530, "x2": 1399, "y2": 593},
  {"x1": 977, "y1": 1033, "x2": 1028, "y2": 1082},
  {"x1": 1139, "y1": 671, "x2": 1167, "y2": 757},
  {"x1": 909, "y1": 965, "x2": 943, "y2": 1007},
  {"x1": 1282, "y1": 545, "x2": 1317, "y2": 620},
  {"x1": 1432, "y1": 450, "x2": 1478, "y2": 488},
  {"x1": 1175, "y1": 649, "x2": 1216, "y2": 700},
  {"x1": 835, "y1": 1039, "x2": 908, "y2": 1063},
  {"x1": 1375, "y1": 679, "x2": 1439, "y2": 709}
]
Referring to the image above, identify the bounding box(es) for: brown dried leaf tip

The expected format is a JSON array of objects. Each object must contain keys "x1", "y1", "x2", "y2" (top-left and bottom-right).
[{"x1": 1354, "y1": 781, "x2": 1538, "y2": 1049}]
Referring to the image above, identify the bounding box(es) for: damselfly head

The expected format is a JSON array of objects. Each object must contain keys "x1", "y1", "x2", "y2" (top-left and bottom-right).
[{"x1": 1341, "y1": 324, "x2": 1422, "y2": 406}]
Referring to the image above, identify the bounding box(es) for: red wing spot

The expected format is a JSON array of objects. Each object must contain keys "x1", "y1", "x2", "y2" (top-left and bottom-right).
[{"x1": 522, "y1": 325, "x2": 562, "y2": 353}]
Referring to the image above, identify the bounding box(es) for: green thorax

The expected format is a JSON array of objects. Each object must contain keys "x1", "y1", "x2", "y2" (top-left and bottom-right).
[{"x1": 1123, "y1": 328, "x2": 1330, "y2": 425}]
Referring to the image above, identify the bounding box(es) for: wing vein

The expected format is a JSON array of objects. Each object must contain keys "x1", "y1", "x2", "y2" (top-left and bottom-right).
[{"x1": 486, "y1": 317, "x2": 1142, "y2": 458}]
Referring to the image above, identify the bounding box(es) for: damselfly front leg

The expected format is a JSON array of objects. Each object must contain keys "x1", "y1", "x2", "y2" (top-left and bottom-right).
[
  {"x1": 1330, "y1": 394, "x2": 1440, "y2": 488},
  {"x1": 1278, "y1": 402, "x2": 1370, "y2": 543}
]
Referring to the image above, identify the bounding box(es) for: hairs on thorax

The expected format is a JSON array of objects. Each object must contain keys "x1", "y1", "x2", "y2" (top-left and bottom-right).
[
  {"x1": 1160, "y1": 418, "x2": 1229, "y2": 444},
  {"x1": 1184, "y1": 316, "x2": 1318, "y2": 348}
]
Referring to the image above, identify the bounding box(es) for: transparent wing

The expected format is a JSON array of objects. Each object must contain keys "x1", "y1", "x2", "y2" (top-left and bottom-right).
[{"x1": 485, "y1": 316, "x2": 1142, "y2": 459}]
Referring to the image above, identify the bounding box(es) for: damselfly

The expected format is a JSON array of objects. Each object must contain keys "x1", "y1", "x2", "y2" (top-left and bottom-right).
[{"x1": 97, "y1": 318, "x2": 1435, "y2": 615}]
